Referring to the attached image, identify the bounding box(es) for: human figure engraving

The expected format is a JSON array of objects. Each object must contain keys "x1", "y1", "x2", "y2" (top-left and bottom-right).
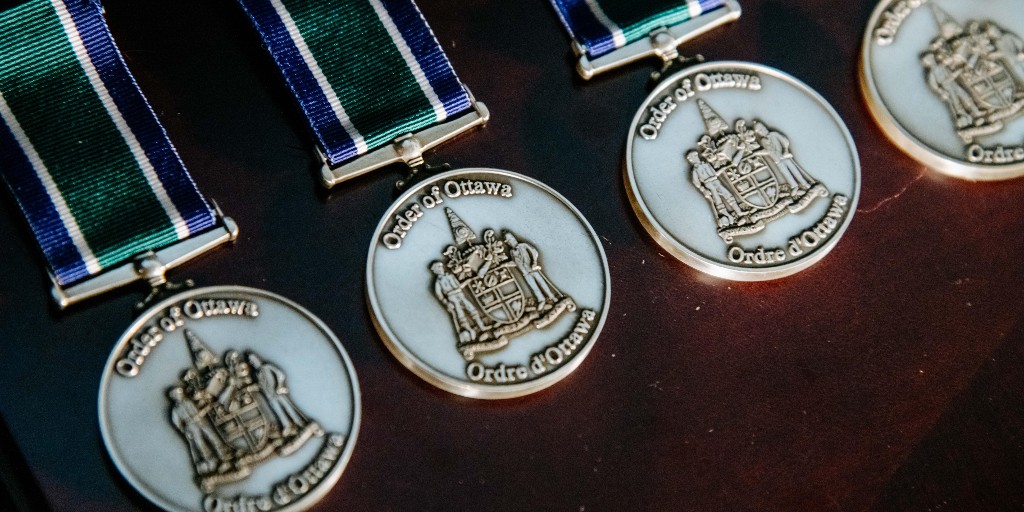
[
  {"x1": 504, "y1": 232, "x2": 557, "y2": 308},
  {"x1": 988, "y1": 22, "x2": 1024, "y2": 81},
  {"x1": 925, "y1": 52, "x2": 984, "y2": 127},
  {"x1": 753, "y1": 122, "x2": 813, "y2": 191},
  {"x1": 169, "y1": 387, "x2": 230, "y2": 475},
  {"x1": 432, "y1": 261, "x2": 487, "y2": 338},
  {"x1": 249, "y1": 353, "x2": 306, "y2": 436},
  {"x1": 687, "y1": 150, "x2": 743, "y2": 227}
]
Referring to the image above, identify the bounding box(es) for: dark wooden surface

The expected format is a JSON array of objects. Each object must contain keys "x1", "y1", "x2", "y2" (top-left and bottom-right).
[{"x1": 1, "y1": 0, "x2": 1023, "y2": 510}]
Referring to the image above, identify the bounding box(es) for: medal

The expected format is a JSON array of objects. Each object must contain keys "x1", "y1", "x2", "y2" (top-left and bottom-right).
[
  {"x1": 367, "y1": 169, "x2": 610, "y2": 399},
  {"x1": 625, "y1": 62, "x2": 860, "y2": 280},
  {"x1": 582, "y1": 0, "x2": 862, "y2": 280},
  {"x1": 548, "y1": 0, "x2": 741, "y2": 79},
  {"x1": 99, "y1": 287, "x2": 359, "y2": 512},
  {"x1": 0, "y1": 2, "x2": 359, "y2": 510},
  {"x1": 237, "y1": 1, "x2": 609, "y2": 397},
  {"x1": 860, "y1": 0, "x2": 1024, "y2": 180}
]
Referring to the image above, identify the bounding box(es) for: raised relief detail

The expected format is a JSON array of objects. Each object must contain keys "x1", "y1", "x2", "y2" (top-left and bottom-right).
[
  {"x1": 686, "y1": 100, "x2": 828, "y2": 243},
  {"x1": 168, "y1": 330, "x2": 323, "y2": 493},
  {"x1": 921, "y1": 5, "x2": 1024, "y2": 143},
  {"x1": 430, "y1": 208, "x2": 576, "y2": 361}
]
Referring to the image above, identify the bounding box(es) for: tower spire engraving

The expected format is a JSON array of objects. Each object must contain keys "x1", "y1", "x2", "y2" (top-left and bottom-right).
[
  {"x1": 184, "y1": 329, "x2": 218, "y2": 371},
  {"x1": 929, "y1": 4, "x2": 962, "y2": 40},
  {"x1": 697, "y1": 99, "x2": 730, "y2": 137},
  {"x1": 445, "y1": 207, "x2": 477, "y2": 246}
]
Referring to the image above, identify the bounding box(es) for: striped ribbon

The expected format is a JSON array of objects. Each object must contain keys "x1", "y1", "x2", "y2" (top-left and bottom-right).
[
  {"x1": 551, "y1": 0, "x2": 728, "y2": 58},
  {"x1": 236, "y1": 0, "x2": 473, "y2": 168},
  {"x1": 0, "y1": 0, "x2": 218, "y2": 288}
]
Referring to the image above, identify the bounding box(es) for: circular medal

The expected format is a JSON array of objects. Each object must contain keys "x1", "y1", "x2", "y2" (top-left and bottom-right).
[
  {"x1": 99, "y1": 286, "x2": 360, "y2": 512},
  {"x1": 861, "y1": 0, "x2": 1024, "y2": 180},
  {"x1": 625, "y1": 61, "x2": 861, "y2": 281},
  {"x1": 367, "y1": 169, "x2": 610, "y2": 399}
]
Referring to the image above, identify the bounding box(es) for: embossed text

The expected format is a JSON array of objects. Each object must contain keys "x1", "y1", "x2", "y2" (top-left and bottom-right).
[
  {"x1": 967, "y1": 143, "x2": 1024, "y2": 164},
  {"x1": 116, "y1": 299, "x2": 258, "y2": 378},
  {"x1": 874, "y1": 0, "x2": 929, "y2": 46},
  {"x1": 383, "y1": 180, "x2": 513, "y2": 249},
  {"x1": 639, "y1": 73, "x2": 762, "y2": 140}
]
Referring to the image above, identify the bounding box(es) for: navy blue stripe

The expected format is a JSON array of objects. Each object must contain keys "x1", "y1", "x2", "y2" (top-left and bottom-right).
[
  {"x1": 64, "y1": 0, "x2": 216, "y2": 237},
  {"x1": 0, "y1": 115, "x2": 90, "y2": 286},
  {"x1": 550, "y1": 0, "x2": 617, "y2": 58},
  {"x1": 551, "y1": 0, "x2": 729, "y2": 58},
  {"x1": 380, "y1": 0, "x2": 471, "y2": 119},
  {"x1": 237, "y1": 0, "x2": 361, "y2": 165}
]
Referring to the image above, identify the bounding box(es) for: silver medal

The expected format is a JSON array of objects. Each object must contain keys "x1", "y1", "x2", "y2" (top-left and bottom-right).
[
  {"x1": 366, "y1": 169, "x2": 610, "y2": 399},
  {"x1": 625, "y1": 61, "x2": 861, "y2": 280},
  {"x1": 861, "y1": 0, "x2": 1024, "y2": 180},
  {"x1": 99, "y1": 286, "x2": 360, "y2": 512}
]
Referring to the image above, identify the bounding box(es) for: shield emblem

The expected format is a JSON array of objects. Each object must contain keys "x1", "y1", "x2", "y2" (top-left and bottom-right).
[
  {"x1": 722, "y1": 155, "x2": 779, "y2": 210},
  {"x1": 965, "y1": 59, "x2": 1018, "y2": 110},
  {"x1": 467, "y1": 263, "x2": 525, "y2": 324},
  {"x1": 211, "y1": 387, "x2": 271, "y2": 453}
]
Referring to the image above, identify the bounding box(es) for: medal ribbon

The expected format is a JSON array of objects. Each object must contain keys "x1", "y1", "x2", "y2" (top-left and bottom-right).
[
  {"x1": 550, "y1": 0, "x2": 728, "y2": 58},
  {"x1": 0, "y1": 0, "x2": 219, "y2": 288},
  {"x1": 235, "y1": 0, "x2": 473, "y2": 168}
]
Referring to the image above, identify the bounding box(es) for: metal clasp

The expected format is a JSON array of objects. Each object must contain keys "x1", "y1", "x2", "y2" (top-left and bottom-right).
[
  {"x1": 49, "y1": 208, "x2": 239, "y2": 309},
  {"x1": 320, "y1": 99, "x2": 490, "y2": 188},
  {"x1": 131, "y1": 251, "x2": 197, "y2": 311},
  {"x1": 574, "y1": 0, "x2": 741, "y2": 80}
]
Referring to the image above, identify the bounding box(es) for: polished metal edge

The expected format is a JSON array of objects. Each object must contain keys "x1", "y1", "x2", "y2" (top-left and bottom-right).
[
  {"x1": 858, "y1": 0, "x2": 1024, "y2": 181},
  {"x1": 364, "y1": 168, "x2": 612, "y2": 399},
  {"x1": 623, "y1": 61, "x2": 862, "y2": 281},
  {"x1": 97, "y1": 285, "x2": 361, "y2": 512}
]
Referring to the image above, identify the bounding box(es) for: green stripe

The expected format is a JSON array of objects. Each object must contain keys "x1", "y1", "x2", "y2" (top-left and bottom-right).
[
  {"x1": 282, "y1": 0, "x2": 438, "y2": 150},
  {"x1": 599, "y1": 0, "x2": 699, "y2": 44},
  {"x1": 0, "y1": 0, "x2": 178, "y2": 269}
]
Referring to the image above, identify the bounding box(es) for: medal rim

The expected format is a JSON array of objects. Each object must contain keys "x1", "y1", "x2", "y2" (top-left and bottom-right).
[
  {"x1": 365, "y1": 167, "x2": 611, "y2": 399},
  {"x1": 97, "y1": 285, "x2": 361, "y2": 512},
  {"x1": 859, "y1": 0, "x2": 1024, "y2": 181},
  {"x1": 624, "y1": 60, "x2": 862, "y2": 281}
]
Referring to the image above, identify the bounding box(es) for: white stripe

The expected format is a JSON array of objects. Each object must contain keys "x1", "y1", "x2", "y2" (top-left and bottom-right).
[
  {"x1": 51, "y1": 0, "x2": 190, "y2": 240},
  {"x1": 583, "y1": 0, "x2": 627, "y2": 48},
  {"x1": 268, "y1": 0, "x2": 369, "y2": 154},
  {"x1": 687, "y1": 0, "x2": 703, "y2": 17},
  {"x1": 367, "y1": 0, "x2": 448, "y2": 122},
  {"x1": 0, "y1": 92, "x2": 102, "y2": 275}
]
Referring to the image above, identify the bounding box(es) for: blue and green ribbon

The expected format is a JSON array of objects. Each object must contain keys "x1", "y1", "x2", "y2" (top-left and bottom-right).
[
  {"x1": 235, "y1": 0, "x2": 474, "y2": 167},
  {"x1": 551, "y1": 0, "x2": 729, "y2": 58},
  {"x1": 0, "y1": 0, "x2": 218, "y2": 287}
]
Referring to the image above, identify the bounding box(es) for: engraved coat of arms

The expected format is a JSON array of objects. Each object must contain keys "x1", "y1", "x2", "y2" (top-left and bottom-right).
[
  {"x1": 167, "y1": 330, "x2": 323, "y2": 493},
  {"x1": 921, "y1": 5, "x2": 1024, "y2": 143},
  {"x1": 686, "y1": 99, "x2": 828, "y2": 243},
  {"x1": 430, "y1": 208, "x2": 576, "y2": 361}
]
